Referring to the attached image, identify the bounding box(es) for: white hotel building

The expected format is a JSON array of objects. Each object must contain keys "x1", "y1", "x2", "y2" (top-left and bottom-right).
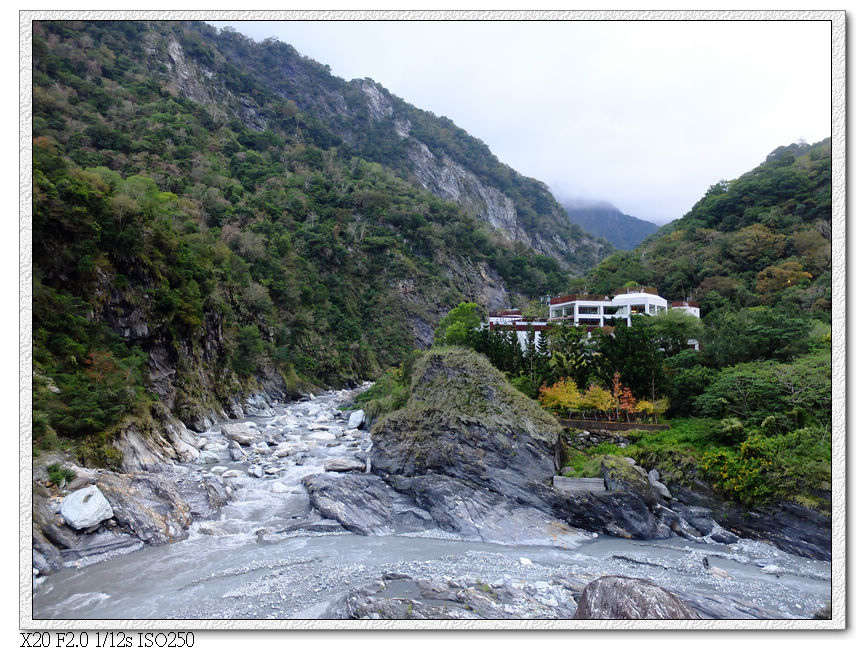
[
  {"x1": 549, "y1": 288, "x2": 674, "y2": 328},
  {"x1": 488, "y1": 288, "x2": 700, "y2": 349}
]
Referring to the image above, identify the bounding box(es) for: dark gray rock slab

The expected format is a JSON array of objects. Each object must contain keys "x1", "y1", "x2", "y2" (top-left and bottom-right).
[
  {"x1": 302, "y1": 473, "x2": 435, "y2": 535},
  {"x1": 390, "y1": 474, "x2": 588, "y2": 547},
  {"x1": 542, "y1": 482, "x2": 672, "y2": 540},
  {"x1": 669, "y1": 481, "x2": 830, "y2": 560},
  {"x1": 95, "y1": 472, "x2": 192, "y2": 545}
]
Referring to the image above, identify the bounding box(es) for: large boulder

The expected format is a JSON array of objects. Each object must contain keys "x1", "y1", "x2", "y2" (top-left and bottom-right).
[
  {"x1": 60, "y1": 486, "x2": 114, "y2": 530},
  {"x1": 348, "y1": 409, "x2": 365, "y2": 429},
  {"x1": 543, "y1": 484, "x2": 671, "y2": 540},
  {"x1": 371, "y1": 349, "x2": 563, "y2": 504},
  {"x1": 324, "y1": 458, "x2": 366, "y2": 472},
  {"x1": 601, "y1": 456, "x2": 660, "y2": 507},
  {"x1": 221, "y1": 424, "x2": 258, "y2": 446},
  {"x1": 574, "y1": 576, "x2": 701, "y2": 619},
  {"x1": 389, "y1": 474, "x2": 588, "y2": 547}
]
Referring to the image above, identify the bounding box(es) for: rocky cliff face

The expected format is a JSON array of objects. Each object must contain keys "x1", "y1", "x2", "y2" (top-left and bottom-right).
[{"x1": 151, "y1": 24, "x2": 612, "y2": 273}]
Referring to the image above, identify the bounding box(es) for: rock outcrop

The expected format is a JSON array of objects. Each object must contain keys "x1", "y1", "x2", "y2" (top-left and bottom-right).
[
  {"x1": 667, "y1": 479, "x2": 831, "y2": 560},
  {"x1": 334, "y1": 572, "x2": 582, "y2": 620},
  {"x1": 32, "y1": 458, "x2": 231, "y2": 574},
  {"x1": 301, "y1": 473, "x2": 435, "y2": 535}
]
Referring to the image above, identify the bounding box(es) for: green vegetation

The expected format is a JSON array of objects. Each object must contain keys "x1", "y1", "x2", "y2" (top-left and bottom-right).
[
  {"x1": 586, "y1": 140, "x2": 830, "y2": 318},
  {"x1": 559, "y1": 418, "x2": 829, "y2": 511},
  {"x1": 31, "y1": 20, "x2": 585, "y2": 460},
  {"x1": 561, "y1": 442, "x2": 625, "y2": 478},
  {"x1": 433, "y1": 302, "x2": 482, "y2": 346},
  {"x1": 46, "y1": 463, "x2": 77, "y2": 487},
  {"x1": 352, "y1": 366, "x2": 410, "y2": 423},
  {"x1": 369, "y1": 347, "x2": 561, "y2": 470}
]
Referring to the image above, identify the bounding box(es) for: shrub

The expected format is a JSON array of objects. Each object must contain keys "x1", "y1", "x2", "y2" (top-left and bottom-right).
[{"x1": 46, "y1": 462, "x2": 76, "y2": 486}]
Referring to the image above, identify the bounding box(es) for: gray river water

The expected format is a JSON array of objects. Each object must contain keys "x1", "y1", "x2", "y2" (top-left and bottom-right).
[{"x1": 32, "y1": 389, "x2": 831, "y2": 621}]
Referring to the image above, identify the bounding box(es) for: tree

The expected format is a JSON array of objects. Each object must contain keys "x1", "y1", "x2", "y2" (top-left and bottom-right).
[
  {"x1": 755, "y1": 260, "x2": 812, "y2": 300},
  {"x1": 584, "y1": 384, "x2": 615, "y2": 421},
  {"x1": 648, "y1": 309, "x2": 705, "y2": 357},
  {"x1": 594, "y1": 316, "x2": 664, "y2": 399},
  {"x1": 233, "y1": 324, "x2": 266, "y2": 376},
  {"x1": 547, "y1": 323, "x2": 594, "y2": 386},
  {"x1": 539, "y1": 377, "x2": 582, "y2": 418},
  {"x1": 702, "y1": 306, "x2": 811, "y2": 367},
  {"x1": 434, "y1": 302, "x2": 482, "y2": 346}
]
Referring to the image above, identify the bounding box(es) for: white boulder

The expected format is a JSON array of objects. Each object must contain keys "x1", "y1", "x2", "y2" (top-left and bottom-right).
[
  {"x1": 348, "y1": 409, "x2": 365, "y2": 429},
  {"x1": 60, "y1": 486, "x2": 114, "y2": 530},
  {"x1": 222, "y1": 424, "x2": 258, "y2": 446}
]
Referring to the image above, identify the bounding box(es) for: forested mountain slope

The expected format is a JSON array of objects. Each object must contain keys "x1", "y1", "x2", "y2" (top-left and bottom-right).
[
  {"x1": 585, "y1": 140, "x2": 831, "y2": 317},
  {"x1": 31, "y1": 20, "x2": 606, "y2": 458},
  {"x1": 561, "y1": 199, "x2": 659, "y2": 250}
]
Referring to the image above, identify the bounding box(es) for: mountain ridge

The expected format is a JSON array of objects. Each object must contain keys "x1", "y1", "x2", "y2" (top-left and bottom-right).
[{"x1": 559, "y1": 198, "x2": 659, "y2": 250}]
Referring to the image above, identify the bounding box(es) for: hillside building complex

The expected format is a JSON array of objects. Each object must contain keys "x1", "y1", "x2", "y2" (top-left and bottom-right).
[{"x1": 488, "y1": 288, "x2": 700, "y2": 350}]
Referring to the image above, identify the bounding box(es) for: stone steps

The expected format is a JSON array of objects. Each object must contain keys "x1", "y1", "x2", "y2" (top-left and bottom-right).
[{"x1": 553, "y1": 476, "x2": 607, "y2": 493}]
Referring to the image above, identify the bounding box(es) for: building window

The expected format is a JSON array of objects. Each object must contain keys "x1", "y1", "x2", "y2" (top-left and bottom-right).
[
  {"x1": 578, "y1": 305, "x2": 599, "y2": 314},
  {"x1": 579, "y1": 317, "x2": 601, "y2": 326}
]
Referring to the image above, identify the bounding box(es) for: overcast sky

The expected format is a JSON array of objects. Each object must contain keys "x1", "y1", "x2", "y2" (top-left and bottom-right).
[{"x1": 210, "y1": 19, "x2": 830, "y2": 225}]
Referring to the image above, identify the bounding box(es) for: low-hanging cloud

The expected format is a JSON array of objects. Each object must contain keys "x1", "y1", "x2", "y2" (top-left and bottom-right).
[{"x1": 211, "y1": 19, "x2": 831, "y2": 225}]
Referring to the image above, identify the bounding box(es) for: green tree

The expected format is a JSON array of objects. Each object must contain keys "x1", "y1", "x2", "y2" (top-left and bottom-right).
[
  {"x1": 233, "y1": 324, "x2": 266, "y2": 376},
  {"x1": 594, "y1": 316, "x2": 664, "y2": 400},
  {"x1": 547, "y1": 323, "x2": 594, "y2": 386},
  {"x1": 434, "y1": 302, "x2": 482, "y2": 346},
  {"x1": 702, "y1": 306, "x2": 811, "y2": 368},
  {"x1": 648, "y1": 309, "x2": 705, "y2": 357}
]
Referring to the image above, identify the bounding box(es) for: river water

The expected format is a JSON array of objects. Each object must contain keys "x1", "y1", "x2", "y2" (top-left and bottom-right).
[{"x1": 32, "y1": 389, "x2": 831, "y2": 621}]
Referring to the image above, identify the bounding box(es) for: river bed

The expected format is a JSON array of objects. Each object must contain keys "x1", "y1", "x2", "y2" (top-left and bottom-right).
[{"x1": 32, "y1": 389, "x2": 831, "y2": 621}]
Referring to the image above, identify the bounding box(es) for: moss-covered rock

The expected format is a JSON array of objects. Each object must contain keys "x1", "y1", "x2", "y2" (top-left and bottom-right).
[
  {"x1": 600, "y1": 455, "x2": 660, "y2": 508},
  {"x1": 371, "y1": 348, "x2": 564, "y2": 504}
]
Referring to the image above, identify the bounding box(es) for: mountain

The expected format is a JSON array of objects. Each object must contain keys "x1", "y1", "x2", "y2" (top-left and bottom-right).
[
  {"x1": 560, "y1": 199, "x2": 659, "y2": 250},
  {"x1": 584, "y1": 139, "x2": 831, "y2": 316},
  {"x1": 150, "y1": 23, "x2": 612, "y2": 273},
  {"x1": 30, "y1": 20, "x2": 611, "y2": 460}
]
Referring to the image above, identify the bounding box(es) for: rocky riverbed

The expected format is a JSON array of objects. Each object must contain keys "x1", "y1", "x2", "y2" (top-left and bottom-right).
[{"x1": 32, "y1": 351, "x2": 832, "y2": 621}]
